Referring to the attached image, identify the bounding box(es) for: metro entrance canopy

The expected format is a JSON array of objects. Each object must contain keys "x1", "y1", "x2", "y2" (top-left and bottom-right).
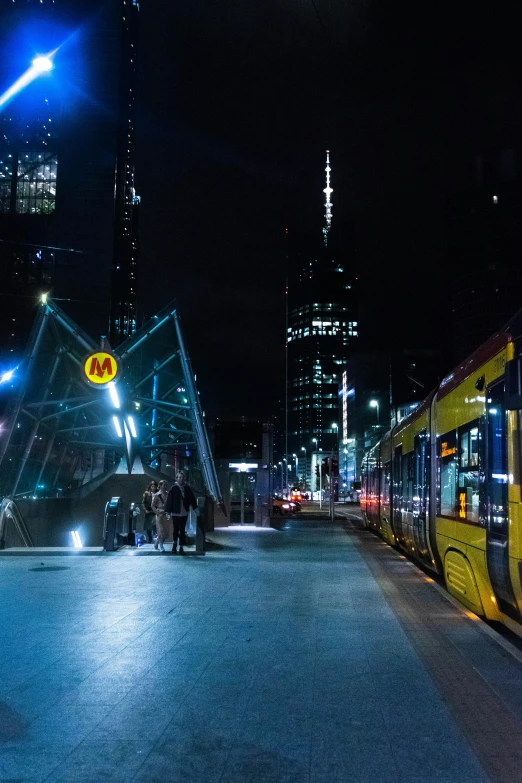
[{"x1": 0, "y1": 298, "x2": 223, "y2": 509}]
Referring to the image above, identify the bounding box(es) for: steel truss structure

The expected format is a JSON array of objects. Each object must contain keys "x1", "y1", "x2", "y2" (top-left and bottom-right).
[{"x1": 0, "y1": 299, "x2": 223, "y2": 508}]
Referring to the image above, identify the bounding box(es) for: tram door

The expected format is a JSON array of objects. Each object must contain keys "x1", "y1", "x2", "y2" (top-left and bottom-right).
[{"x1": 485, "y1": 382, "x2": 519, "y2": 618}]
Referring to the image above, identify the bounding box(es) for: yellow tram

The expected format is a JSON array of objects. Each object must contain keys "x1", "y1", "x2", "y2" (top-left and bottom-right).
[{"x1": 361, "y1": 309, "x2": 522, "y2": 632}]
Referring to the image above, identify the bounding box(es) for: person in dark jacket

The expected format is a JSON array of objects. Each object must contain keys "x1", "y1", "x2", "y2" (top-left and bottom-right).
[
  {"x1": 142, "y1": 480, "x2": 158, "y2": 543},
  {"x1": 165, "y1": 470, "x2": 198, "y2": 554}
]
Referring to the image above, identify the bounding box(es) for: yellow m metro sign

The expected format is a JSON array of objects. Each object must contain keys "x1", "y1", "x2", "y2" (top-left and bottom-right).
[{"x1": 83, "y1": 352, "x2": 119, "y2": 386}]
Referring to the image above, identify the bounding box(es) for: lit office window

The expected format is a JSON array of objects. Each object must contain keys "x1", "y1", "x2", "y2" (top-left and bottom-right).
[
  {"x1": 16, "y1": 151, "x2": 57, "y2": 214},
  {"x1": 0, "y1": 154, "x2": 13, "y2": 212}
]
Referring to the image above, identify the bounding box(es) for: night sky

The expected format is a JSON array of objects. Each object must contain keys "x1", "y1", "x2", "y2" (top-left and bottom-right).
[{"x1": 134, "y1": 1, "x2": 521, "y2": 421}]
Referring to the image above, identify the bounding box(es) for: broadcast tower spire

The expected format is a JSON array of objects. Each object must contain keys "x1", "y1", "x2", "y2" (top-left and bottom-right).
[{"x1": 322, "y1": 150, "x2": 333, "y2": 247}]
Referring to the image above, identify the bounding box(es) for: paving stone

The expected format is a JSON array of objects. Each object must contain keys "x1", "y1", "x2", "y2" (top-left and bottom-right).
[{"x1": 0, "y1": 514, "x2": 516, "y2": 782}]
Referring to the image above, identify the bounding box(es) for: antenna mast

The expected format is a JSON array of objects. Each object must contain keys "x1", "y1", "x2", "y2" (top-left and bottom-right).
[{"x1": 322, "y1": 150, "x2": 333, "y2": 247}]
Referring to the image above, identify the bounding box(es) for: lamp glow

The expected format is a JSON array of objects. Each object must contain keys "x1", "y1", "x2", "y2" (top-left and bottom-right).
[
  {"x1": 112, "y1": 416, "x2": 123, "y2": 438},
  {"x1": 71, "y1": 530, "x2": 82, "y2": 548},
  {"x1": 127, "y1": 416, "x2": 137, "y2": 438},
  {"x1": 0, "y1": 49, "x2": 57, "y2": 111},
  {"x1": 0, "y1": 368, "x2": 16, "y2": 384},
  {"x1": 32, "y1": 56, "x2": 54, "y2": 72},
  {"x1": 108, "y1": 382, "x2": 120, "y2": 409}
]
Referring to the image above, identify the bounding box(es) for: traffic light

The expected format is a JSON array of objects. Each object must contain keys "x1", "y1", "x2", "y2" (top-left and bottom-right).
[
  {"x1": 315, "y1": 465, "x2": 320, "y2": 479},
  {"x1": 321, "y1": 457, "x2": 328, "y2": 477},
  {"x1": 331, "y1": 458, "x2": 339, "y2": 476}
]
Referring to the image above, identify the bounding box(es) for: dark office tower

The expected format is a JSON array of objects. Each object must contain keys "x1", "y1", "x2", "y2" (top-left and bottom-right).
[
  {"x1": 287, "y1": 152, "x2": 359, "y2": 458},
  {"x1": 447, "y1": 148, "x2": 522, "y2": 366},
  {"x1": 0, "y1": 0, "x2": 140, "y2": 370},
  {"x1": 110, "y1": 0, "x2": 140, "y2": 345}
]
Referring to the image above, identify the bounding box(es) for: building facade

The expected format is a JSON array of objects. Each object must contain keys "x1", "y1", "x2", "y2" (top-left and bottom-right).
[
  {"x1": 338, "y1": 348, "x2": 444, "y2": 490},
  {"x1": 0, "y1": 0, "x2": 139, "y2": 374},
  {"x1": 286, "y1": 153, "x2": 359, "y2": 479},
  {"x1": 447, "y1": 153, "x2": 522, "y2": 366}
]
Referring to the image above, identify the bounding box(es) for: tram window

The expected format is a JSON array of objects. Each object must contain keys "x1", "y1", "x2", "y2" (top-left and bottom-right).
[
  {"x1": 457, "y1": 421, "x2": 481, "y2": 524},
  {"x1": 460, "y1": 427, "x2": 479, "y2": 469},
  {"x1": 487, "y1": 391, "x2": 508, "y2": 533},
  {"x1": 406, "y1": 453, "x2": 414, "y2": 512},
  {"x1": 394, "y1": 446, "x2": 403, "y2": 499},
  {"x1": 438, "y1": 431, "x2": 458, "y2": 518},
  {"x1": 383, "y1": 461, "x2": 391, "y2": 504},
  {"x1": 458, "y1": 471, "x2": 480, "y2": 523},
  {"x1": 460, "y1": 432, "x2": 469, "y2": 468},
  {"x1": 414, "y1": 431, "x2": 429, "y2": 516},
  {"x1": 513, "y1": 411, "x2": 522, "y2": 489}
]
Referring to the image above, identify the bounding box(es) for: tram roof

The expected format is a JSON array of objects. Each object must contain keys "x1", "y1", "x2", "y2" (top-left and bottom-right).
[{"x1": 436, "y1": 307, "x2": 522, "y2": 403}]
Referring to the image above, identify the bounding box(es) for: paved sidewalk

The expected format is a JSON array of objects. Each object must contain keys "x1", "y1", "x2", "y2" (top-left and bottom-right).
[{"x1": 1, "y1": 515, "x2": 522, "y2": 781}]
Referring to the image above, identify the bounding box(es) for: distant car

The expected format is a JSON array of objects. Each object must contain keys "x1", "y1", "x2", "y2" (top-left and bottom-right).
[{"x1": 272, "y1": 496, "x2": 299, "y2": 515}]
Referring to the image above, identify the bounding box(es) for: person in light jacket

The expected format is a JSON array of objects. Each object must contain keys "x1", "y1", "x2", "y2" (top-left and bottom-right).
[
  {"x1": 165, "y1": 470, "x2": 198, "y2": 555},
  {"x1": 152, "y1": 480, "x2": 170, "y2": 552}
]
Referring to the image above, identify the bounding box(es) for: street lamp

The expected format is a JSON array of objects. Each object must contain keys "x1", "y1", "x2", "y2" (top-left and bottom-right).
[
  {"x1": 331, "y1": 422, "x2": 339, "y2": 504},
  {"x1": 292, "y1": 453, "x2": 298, "y2": 483},
  {"x1": 370, "y1": 399, "x2": 380, "y2": 424},
  {"x1": 278, "y1": 461, "x2": 283, "y2": 495},
  {"x1": 300, "y1": 446, "x2": 307, "y2": 489}
]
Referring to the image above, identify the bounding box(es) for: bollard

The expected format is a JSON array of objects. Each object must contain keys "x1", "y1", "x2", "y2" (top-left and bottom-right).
[{"x1": 196, "y1": 496, "x2": 206, "y2": 555}]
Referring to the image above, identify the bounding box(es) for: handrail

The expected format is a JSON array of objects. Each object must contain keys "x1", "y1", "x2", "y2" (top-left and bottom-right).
[{"x1": 0, "y1": 498, "x2": 34, "y2": 548}]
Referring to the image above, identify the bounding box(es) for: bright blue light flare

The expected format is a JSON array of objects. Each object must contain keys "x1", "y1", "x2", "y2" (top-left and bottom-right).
[
  {"x1": 0, "y1": 49, "x2": 57, "y2": 111},
  {"x1": 0, "y1": 368, "x2": 16, "y2": 384},
  {"x1": 32, "y1": 55, "x2": 54, "y2": 72}
]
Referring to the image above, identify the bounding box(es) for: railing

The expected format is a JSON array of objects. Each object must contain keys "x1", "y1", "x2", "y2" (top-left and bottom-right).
[{"x1": 0, "y1": 498, "x2": 34, "y2": 548}]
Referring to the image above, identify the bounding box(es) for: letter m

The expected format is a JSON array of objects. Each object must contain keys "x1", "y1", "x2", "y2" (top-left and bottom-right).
[{"x1": 89, "y1": 357, "x2": 113, "y2": 378}]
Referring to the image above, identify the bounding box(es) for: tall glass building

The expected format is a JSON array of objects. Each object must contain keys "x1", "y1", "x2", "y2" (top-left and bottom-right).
[
  {"x1": 0, "y1": 0, "x2": 140, "y2": 367},
  {"x1": 287, "y1": 153, "x2": 359, "y2": 474}
]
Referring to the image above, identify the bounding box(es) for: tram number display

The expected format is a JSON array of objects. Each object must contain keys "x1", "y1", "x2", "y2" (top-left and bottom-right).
[
  {"x1": 441, "y1": 441, "x2": 457, "y2": 458},
  {"x1": 493, "y1": 351, "x2": 507, "y2": 375},
  {"x1": 83, "y1": 352, "x2": 119, "y2": 386}
]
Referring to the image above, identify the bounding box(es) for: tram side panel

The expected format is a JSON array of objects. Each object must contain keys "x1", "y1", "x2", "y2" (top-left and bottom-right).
[
  {"x1": 392, "y1": 400, "x2": 435, "y2": 570},
  {"x1": 361, "y1": 445, "x2": 380, "y2": 531},
  {"x1": 501, "y1": 355, "x2": 522, "y2": 627},
  {"x1": 361, "y1": 436, "x2": 394, "y2": 544},
  {"x1": 431, "y1": 348, "x2": 513, "y2": 622}
]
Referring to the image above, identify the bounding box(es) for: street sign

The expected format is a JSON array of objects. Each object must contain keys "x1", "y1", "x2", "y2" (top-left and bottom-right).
[{"x1": 83, "y1": 352, "x2": 119, "y2": 387}]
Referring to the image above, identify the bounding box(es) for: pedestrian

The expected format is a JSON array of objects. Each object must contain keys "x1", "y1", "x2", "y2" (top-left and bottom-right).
[
  {"x1": 142, "y1": 480, "x2": 158, "y2": 544},
  {"x1": 165, "y1": 470, "x2": 198, "y2": 555},
  {"x1": 152, "y1": 480, "x2": 170, "y2": 552}
]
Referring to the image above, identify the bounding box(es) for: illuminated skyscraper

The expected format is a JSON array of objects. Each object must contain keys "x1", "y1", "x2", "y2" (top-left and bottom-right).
[
  {"x1": 287, "y1": 152, "x2": 359, "y2": 464},
  {"x1": 0, "y1": 0, "x2": 140, "y2": 367}
]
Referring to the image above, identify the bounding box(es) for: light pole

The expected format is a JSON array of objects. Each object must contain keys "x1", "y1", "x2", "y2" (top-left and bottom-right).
[
  {"x1": 343, "y1": 442, "x2": 349, "y2": 498},
  {"x1": 292, "y1": 453, "x2": 298, "y2": 487},
  {"x1": 300, "y1": 446, "x2": 307, "y2": 491},
  {"x1": 282, "y1": 457, "x2": 288, "y2": 496},
  {"x1": 278, "y1": 461, "x2": 283, "y2": 495},
  {"x1": 312, "y1": 438, "x2": 323, "y2": 509},
  {"x1": 311, "y1": 439, "x2": 317, "y2": 501},
  {"x1": 331, "y1": 422, "x2": 339, "y2": 509},
  {"x1": 370, "y1": 399, "x2": 380, "y2": 425}
]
